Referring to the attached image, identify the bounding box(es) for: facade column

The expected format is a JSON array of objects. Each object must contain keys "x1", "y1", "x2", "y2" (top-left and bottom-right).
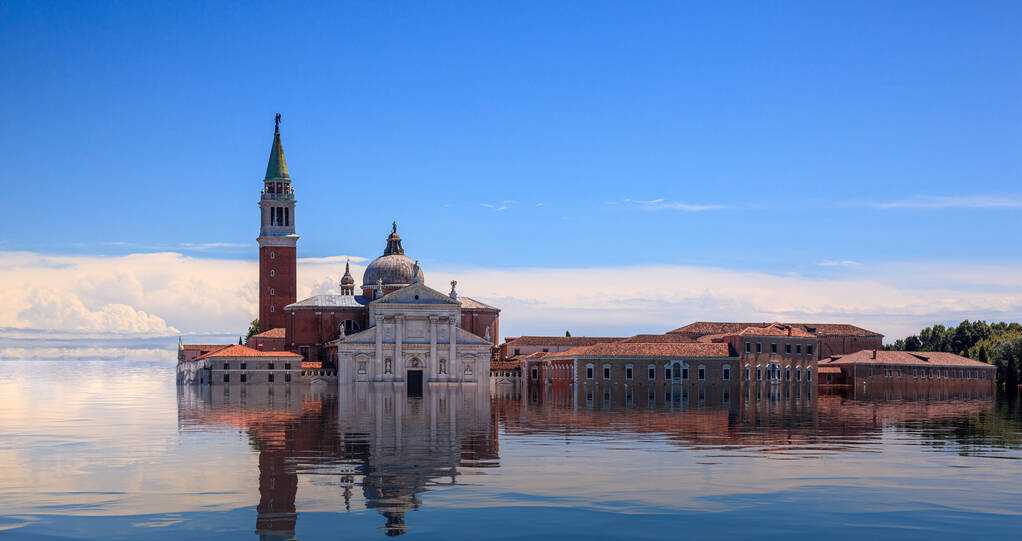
[
  {"x1": 448, "y1": 317, "x2": 457, "y2": 382},
  {"x1": 395, "y1": 314, "x2": 404, "y2": 381},
  {"x1": 429, "y1": 315, "x2": 439, "y2": 381},
  {"x1": 374, "y1": 314, "x2": 384, "y2": 381}
]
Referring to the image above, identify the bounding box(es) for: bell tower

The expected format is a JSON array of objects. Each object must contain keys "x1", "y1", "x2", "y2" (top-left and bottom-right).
[{"x1": 257, "y1": 114, "x2": 298, "y2": 332}]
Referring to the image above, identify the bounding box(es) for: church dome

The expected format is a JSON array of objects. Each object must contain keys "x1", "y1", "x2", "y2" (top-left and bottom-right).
[{"x1": 362, "y1": 223, "x2": 424, "y2": 292}]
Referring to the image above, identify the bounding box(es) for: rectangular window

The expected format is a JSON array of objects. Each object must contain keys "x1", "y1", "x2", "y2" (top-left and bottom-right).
[
  {"x1": 285, "y1": 373, "x2": 291, "y2": 382},
  {"x1": 603, "y1": 366, "x2": 611, "y2": 380},
  {"x1": 268, "y1": 373, "x2": 275, "y2": 383},
  {"x1": 807, "y1": 345, "x2": 814, "y2": 355},
  {"x1": 648, "y1": 366, "x2": 656, "y2": 380},
  {"x1": 745, "y1": 342, "x2": 751, "y2": 353},
  {"x1": 514, "y1": 348, "x2": 521, "y2": 355},
  {"x1": 284, "y1": 363, "x2": 291, "y2": 370},
  {"x1": 868, "y1": 367, "x2": 873, "y2": 377},
  {"x1": 796, "y1": 344, "x2": 802, "y2": 354},
  {"x1": 771, "y1": 343, "x2": 777, "y2": 354},
  {"x1": 682, "y1": 367, "x2": 689, "y2": 380},
  {"x1": 665, "y1": 367, "x2": 672, "y2": 380},
  {"x1": 625, "y1": 366, "x2": 633, "y2": 380},
  {"x1": 785, "y1": 344, "x2": 792, "y2": 354},
  {"x1": 268, "y1": 363, "x2": 275, "y2": 370},
  {"x1": 223, "y1": 374, "x2": 230, "y2": 383},
  {"x1": 586, "y1": 366, "x2": 593, "y2": 379},
  {"x1": 698, "y1": 367, "x2": 705, "y2": 380},
  {"x1": 240, "y1": 362, "x2": 247, "y2": 370},
  {"x1": 240, "y1": 373, "x2": 247, "y2": 383},
  {"x1": 756, "y1": 343, "x2": 762, "y2": 353},
  {"x1": 223, "y1": 363, "x2": 230, "y2": 370},
  {"x1": 723, "y1": 367, "x2": 730, "y2": 380},
  {"x1": 542, "y1": 348, "x2": 549, "y2": 352}
]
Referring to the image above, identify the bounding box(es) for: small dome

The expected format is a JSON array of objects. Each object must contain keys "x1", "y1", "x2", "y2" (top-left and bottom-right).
[{"x1": 340, "y1": 260, "x2": 355, "y2": 287}]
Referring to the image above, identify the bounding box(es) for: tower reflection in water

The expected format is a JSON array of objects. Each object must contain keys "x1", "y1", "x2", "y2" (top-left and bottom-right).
[
  {"x1": 177, "y1": 383, "x2": 496, "y2": 538},
  {"x1": 177, "y1": 380, "x2": 997, "y2": 538}
]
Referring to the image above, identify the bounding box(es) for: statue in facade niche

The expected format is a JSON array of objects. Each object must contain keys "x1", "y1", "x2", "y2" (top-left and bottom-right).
[
  {"x1": 384, "y1": 359, "x2": 392, "y2": 374},
  {"x1": 439, "y1": 359, "x2": 447, "y2": 375}
]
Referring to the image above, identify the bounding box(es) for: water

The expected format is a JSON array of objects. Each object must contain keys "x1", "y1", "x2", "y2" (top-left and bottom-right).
[{"x1": 1, "y1": 360, "x2": 1021, "y2": 540}]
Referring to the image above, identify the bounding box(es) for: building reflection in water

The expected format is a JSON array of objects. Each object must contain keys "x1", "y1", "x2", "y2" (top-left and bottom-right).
[{"x1": 178, "y1": 379, "x2": 999, "y2": 538}]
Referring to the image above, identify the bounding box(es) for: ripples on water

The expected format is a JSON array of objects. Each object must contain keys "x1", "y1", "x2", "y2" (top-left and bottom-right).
[{"x1": 0, "y1": 360, "x2": 1020, "y2": 539}]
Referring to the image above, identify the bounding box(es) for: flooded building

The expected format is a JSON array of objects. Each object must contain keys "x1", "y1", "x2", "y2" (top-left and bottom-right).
[
  {"x1": 668, "y1": 321, "x2": 883, "y2": 358},
  {"x1": 818, "y1": 349, "x2": 997, "y2": 397},
  {"x1": 176, "y1": 344, "x2": 305, "y2": 385}
]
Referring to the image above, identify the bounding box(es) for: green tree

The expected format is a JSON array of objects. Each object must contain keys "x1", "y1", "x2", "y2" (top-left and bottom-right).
[
  {"x1": 245, "y1": 319, "x2": 260, "y2": 342},
  {"x1": 565, "y1": 331, "x2": 571, "y2": 337},
  {"x1": 904, "y1": 335, "x2": 922, "y2": 351}
]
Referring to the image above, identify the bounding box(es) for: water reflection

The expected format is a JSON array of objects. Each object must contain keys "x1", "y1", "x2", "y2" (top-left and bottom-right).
[{"x1": 177, "y1": 383, "x2": 495, "y2": 537}]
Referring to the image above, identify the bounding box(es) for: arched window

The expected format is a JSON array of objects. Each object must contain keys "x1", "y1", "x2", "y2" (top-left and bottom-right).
[
  {"x1": 602, "y1": 364, "x2": 611, "y2": 380},
  {"x1": 785, "y1": 366, "x2": 791, "y2": 381},
  {"x1": 585, "y1": 363, "x2": 594, "y2": 380},
  {"x1": 796, "y1": 366, "x2": 802, "y2": 381},
  {"x1": 806, "y1": 367, "x2": 812, "y2": 382},
  {"x1": 756, "y1": 365, "x2": 762, "y2": 381},
  {"x1": 697, "y1": 364, "x2": 706, "y2": 380},
  {"x1": 625, "y1": 363, "x2": 634, "y2": 380},
  {"x1": 744, "y1": 365, "x2": 751, "y2": 381}
]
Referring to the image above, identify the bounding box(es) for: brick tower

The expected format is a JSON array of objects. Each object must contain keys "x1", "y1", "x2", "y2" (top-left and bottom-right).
[{"x1": 257, "y1": 114, "x2": 298, "y2": 332}]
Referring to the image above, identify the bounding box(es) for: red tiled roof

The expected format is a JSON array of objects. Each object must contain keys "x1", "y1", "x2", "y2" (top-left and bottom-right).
[
  {"x1": 546, "y1": 342, "x2": 734, "y2": 359},
  {"x1": 503, "y1": 336, "x2": 624, "y2": 347},
  {"x1": 182, "y1": 344, "x2": 231, "y2": 354},
  {"x1": 619, "y1": 334, "x2": 698, "y2": 343},
  {"x1": 817, "y1": 366, "x2": 843, "y2": 374},
  {"x1": 193, "y1": 344, "x2": 303, "y2": 361},
  {"x1": 736, "y1": 323, "x2": 816, "y2": 338},
  {"x1": 668, "y1": 321, "x2": 882, "y2": 338},
  {"x1": 819, "y1": 350, "x2": 995, "y2": 368},
  {"x1": 302, "y1": 361, "x2": 322, "y2": 369},
  {"x1": 252, "y1": 328, "x2": 286, "y2": 339}
]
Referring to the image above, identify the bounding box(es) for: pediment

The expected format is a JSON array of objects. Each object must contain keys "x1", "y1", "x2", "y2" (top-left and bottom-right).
[{"x1": 375, "y1": 283, "x2": 459, "y2": 306}]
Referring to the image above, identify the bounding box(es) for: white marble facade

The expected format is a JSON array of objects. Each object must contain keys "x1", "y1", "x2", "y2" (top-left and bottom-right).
[{"x1": 330, "y1": 282, "x2": 492, "y2": 384}]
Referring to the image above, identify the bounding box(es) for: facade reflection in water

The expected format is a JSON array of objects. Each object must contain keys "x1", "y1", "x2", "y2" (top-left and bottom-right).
[{"x1": 177, "y1": 378, "x2": 999, "y2": 538}]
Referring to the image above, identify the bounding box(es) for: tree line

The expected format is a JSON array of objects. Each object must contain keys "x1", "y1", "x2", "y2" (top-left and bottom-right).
[{"x1": 885, "y1": 320, "x2": 1022, "y2": 392}]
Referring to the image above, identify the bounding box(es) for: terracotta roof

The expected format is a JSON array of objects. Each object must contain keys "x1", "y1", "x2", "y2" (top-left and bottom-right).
[
  {"x1": 503, "y1": 336, "x2": 624, "y2": 347},
  {"x1": 668, "y1": 321, "x2": 882, "y2": 338},
  {"x1": 736, "y1": 323, "x2": 816, "y2": 338},
  {"x1": 302, "y1": 361, "x2": 322, "y2": 369},
  {"x1": 193, "y1": 344, "x2": 303, "y2": 361},
  {"x1": 819, "y1": 350, "x2": 995, "y2": 368},
  {"x1": 546, "y1": 342, "x2": 734, "y2": 359},
  {"x1": 182, "y1": 344, "x2": 231, "y2": 353},
  {"x1": 817, "y1": 366, "x2": 843, "y2": 374},
  {"x1": 491, "y1": 360, "x2": 522, "y2": 370},
  {"x1": 459, "y1": 296, "x2": 500, "y2": 311},
  {"x1": 619, "y1": 334, "x2": 698, "y2": 343},
  {"x1": 252, "y1": 328, "x2": 286, "y2": 339}
]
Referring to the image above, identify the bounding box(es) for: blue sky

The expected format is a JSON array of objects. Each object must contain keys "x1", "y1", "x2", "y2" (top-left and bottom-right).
[{"x1": 1, "y1": 2, "x2": 1021, "y2": 353}]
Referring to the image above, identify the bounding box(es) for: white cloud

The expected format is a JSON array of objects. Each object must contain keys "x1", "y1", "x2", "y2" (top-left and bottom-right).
[
  {"x1": 622, "y1": 198, "x2": 729, "y2": 211},
  {"x1": 816, "y1": 260, "x2": 862, "y2": 267},
  {"x1": 870, "y1": 195, "x2": 1022, "y2": 210},
  {"x1": 1, "y1": 250, "x2": 1021, "y2": 360}
]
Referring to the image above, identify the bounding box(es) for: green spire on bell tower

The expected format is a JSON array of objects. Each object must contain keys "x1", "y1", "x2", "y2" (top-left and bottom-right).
[{"x1": 264, "y1": 113, "x2": 290, "y2": 181}]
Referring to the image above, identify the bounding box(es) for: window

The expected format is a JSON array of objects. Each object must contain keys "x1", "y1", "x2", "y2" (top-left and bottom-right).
[
  {"x1": 744, "y1": 365, "x2": 751, "y2": 381},
  {"x1": 796, "y1": 344, "x2": 802, "y2": 354},
  {"x1": 722, "y1": 365, "x2": 731, "y2": 381},
  {"x1": 771, "y1": 343, "x2": 777, "y2": 354},
  {"x1": 868, "y1": 367, "x2": 873, "y2": 377},
  {"x1": 603, "y1": 364, "x2": 611, "y2": 380},
  {"x1": 513, "y1": 348, "x2": 521, "y2": 356},
  {"x1": 270, "y1": 269, "x2": 276, "y2": 277},
  {"x1": 625, "y1": 364, "x2": 634, "y2": 380},
  {"x1": 756, "y1": 366, "x2": 762, "y2": 381},
  {"x1": 697, "y1": 365, "x2": 705, "y2": 380},
  {"x1": 756, "y1": 343, "x2": 762, "y2": 354},
  {"x1": 745, "y1": 342, "x2": 751, "y2": 353},
  {"x1": 913, "y1": 368, "x2": 918, "y2": 378},
  {"x1": 681, "y1": 365, "x2": 690, "y2": 380},
  {"x1": 785, "y1": 366, "x2": 791, "y2": 381},
  {"x1": 796, "y1": 366, "x2": 802, "y2": 381},
  {"x1": 531, "y1": 368, "x2": 538, "y2": 380},
  {"x1": 240, "y1": 362, "x2": 246, "y2": 370},
  {"x1": 665, "y1": 366, "x2": 672, "y2": 380},
  {"x1": 240, "y1": 373, "x2": 247, "y2": 383},
  {"x1": 270, "y1": 251, "x2": 275, "y2": 259},
  {"x1": 268, "y1": 373, "x2": 275, "y2": 382},
  {"x1": 223, "y1": 362, "x2": 230, "y2": 370},
  {"x1": 270, "y1": 288, "x2": 275, "y2": 296},
  {"x1": 807, "y1": 345, "x2": 814, "y2": 356},
  {"x1": 785, "y1": 344, "x2": 792, "y2": 355},
  {"x1": 542, "y1": 348, "x2": 549, "y2": 353},
  {"x1": 285, "y1": 373, "x2": 291, "y2": 382},
  {"x1": 284, "y1": 363, "x2": 291, "y2": 370},
  {"x1": 268, "y1": 363, "x2": 275, "y2": 370},
  {"x1": 586, "y1": 364, "x2": 594, "y2": 380},
  {"x1": 269, "y1": 305, "x2": 275, "y2": 312},
  {"x1": 223, "y1": 374, "x2": 230, "y2": 383},
  {"x1": 806, "y1": 367, "x2": 812, "y2": 382},
  {"x1": 648, "y1": 365, "x2": 656, "y2": 380}
]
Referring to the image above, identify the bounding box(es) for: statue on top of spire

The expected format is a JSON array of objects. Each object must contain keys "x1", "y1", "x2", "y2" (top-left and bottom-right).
[
  {"x1": 274, "y1": 113, "x2": 281, "y2": 132},
  {"x1": 392, "y1": 221, "x2": 397, "y2": 234}
]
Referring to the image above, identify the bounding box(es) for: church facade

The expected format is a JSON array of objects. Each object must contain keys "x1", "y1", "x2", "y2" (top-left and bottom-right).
[{"x1": 250, "y1": 117, "x2": 499, "y2": 387}]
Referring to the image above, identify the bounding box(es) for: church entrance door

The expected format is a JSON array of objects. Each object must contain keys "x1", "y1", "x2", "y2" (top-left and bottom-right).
[{"x1": 407, "y1": 370, "x2": 424, "y2": 397}]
